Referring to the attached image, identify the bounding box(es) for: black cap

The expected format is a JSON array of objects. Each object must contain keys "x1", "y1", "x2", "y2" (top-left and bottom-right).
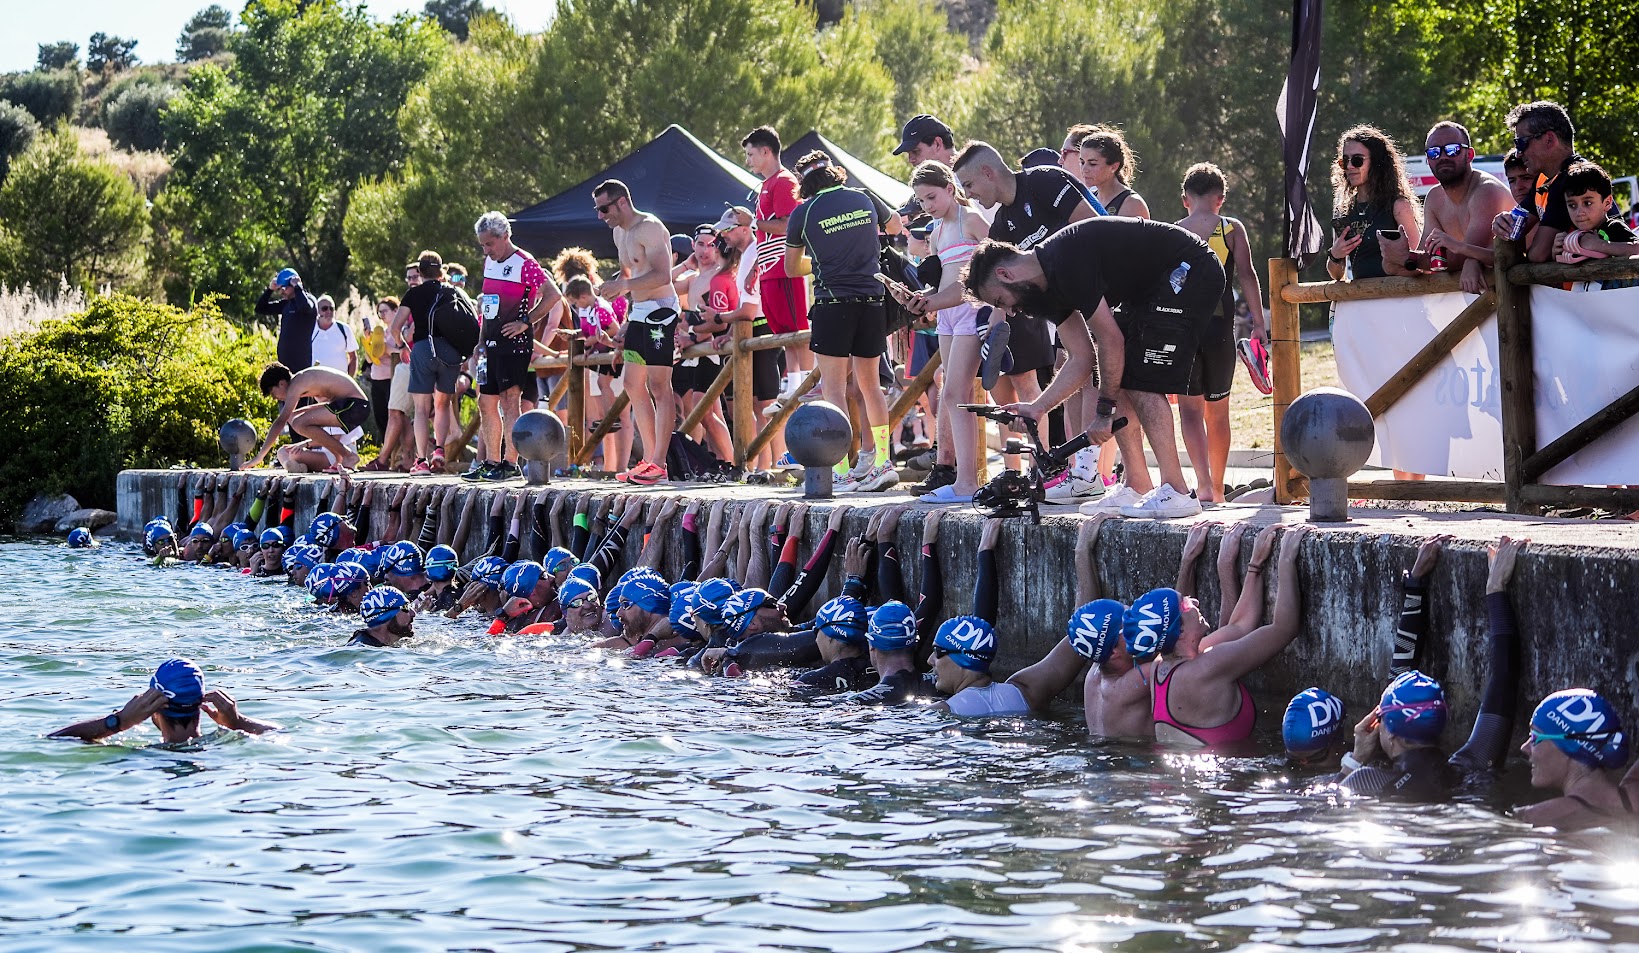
[
  {"x1": 1020, "y1": 147, "x2": 1062, "y2": 169},
  {"x1": 893, "y1": 114, "x2": 953, "y2": 156}
]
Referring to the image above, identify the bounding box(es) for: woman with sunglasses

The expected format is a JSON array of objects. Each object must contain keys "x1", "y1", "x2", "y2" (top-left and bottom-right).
[
  {"x1": 1337, "y1": 536, "x2": 1527, "y2": 800},
  {"x1": 1515, "y1": 690, "x2": 1632, "y2": 830},
  {"x1": 1325, "y1": 125, "x2": 1421, "y2": 281}
]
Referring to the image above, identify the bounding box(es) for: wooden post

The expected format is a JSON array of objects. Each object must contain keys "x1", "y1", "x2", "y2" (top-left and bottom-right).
[
  {"x1": 1268, "y1": 258, "x2": 1303, "y2": 503},
  {"x1": 1362, "y1": 291, "x2": 1495, "y2": 418},
  {"x1": 730, "y1": 321, "x2": 755, "y2": 467},
  {"x1": 972, "y1": 377, "x2": 988, "y2": 483},
  {"x1": 886, "y1": 350, "x2": 941, "y2": 430},
  {"x1": 565, "y1": 337, "x2": 585, "y2": 461},
  {"x1": 1493, "y1": 238, "x2": 1539, "y2": 515},
  {"x1": 571, "y1": 392, "x2": 630, "y2": 468},
  {"x1": 677, "y1": 353, "x2": 735, "y2": 437}
]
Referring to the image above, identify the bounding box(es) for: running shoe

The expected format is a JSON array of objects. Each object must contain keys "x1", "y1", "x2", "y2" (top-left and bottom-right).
[
  {"x1": 833, "y1": 469, "x2": 862, "y2": 493},
  {"x1": 978, "y1": 318, "x2": 1012, "y2": 390},
  {"x1": 485, "y1": 461, "x2": 521, "y2": 482},
  {"x1": 909, "y1": 463, "x2": 956, "y2": 495},
  {"x1": 1119, "y1": 484, "x2": 1203, "y2": 519},
  {"x1": 1043, "y1": 470, "x2": 1106, "y2": 502},
  {"x1": 409, "y1": 458, "x2": 432, "y2": 476},
  {"x1": 854, "y1": 462, "x2": 901, "y2": 493},
  {"x1": 919, "y1": 484, "x2": 973, "y2": 505},
  {"x1": 460, "y1": 459, "x2": 488, "y2": 481},
  {"x1": 629, "y1": 463, "x2": 668, "y2": 486},
  {"x1": 1238, "y1": 337, "x2": 1273, "y2": 395},
  {"x1": 1079, "y1": 483, "x2": 1144, "y2": 515}
]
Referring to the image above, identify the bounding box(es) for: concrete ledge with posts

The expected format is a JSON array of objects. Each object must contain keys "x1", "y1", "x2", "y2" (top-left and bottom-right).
[{"x1": 117, "y1": 468, "x2": 1639, "y2": 739}]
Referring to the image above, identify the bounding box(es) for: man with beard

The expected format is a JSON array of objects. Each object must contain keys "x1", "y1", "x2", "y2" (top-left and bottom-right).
[
  {"x1": 1380, "y1": 122, "x2": 1514, "y2": 293},
  {"x1": 350, "y1": 587, "x2": 416, "y2": 648},
  {"x1": 963, "y1": 218, "x2": 1224, "y2": 519}
]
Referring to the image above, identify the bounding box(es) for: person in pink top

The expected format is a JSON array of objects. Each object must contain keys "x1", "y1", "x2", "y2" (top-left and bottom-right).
[
  {"x1": 742, "y1": 126, "x2": 812, "y2": 410},
  {"x1": 470, "y1": 211, "x2": 563, "y2": 482}
]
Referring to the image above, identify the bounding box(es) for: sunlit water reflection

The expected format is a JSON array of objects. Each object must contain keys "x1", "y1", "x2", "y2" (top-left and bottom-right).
[{"x1": 3, "y1": 541, "x2": 1637, "y2": 951}]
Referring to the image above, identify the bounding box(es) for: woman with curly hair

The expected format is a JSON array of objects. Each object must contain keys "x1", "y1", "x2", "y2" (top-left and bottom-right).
[
  {"x1": 1325, "y1": 125, "x2": 1422, "y2": 281},
  {"x1": 1078, "y1": 125, "x2": 1150, "y2": 219}
]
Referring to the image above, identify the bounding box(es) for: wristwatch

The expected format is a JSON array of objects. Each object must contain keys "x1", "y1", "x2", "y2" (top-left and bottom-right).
[{"x1": 103, "y1": 712, "x2": 121, "y2": 732}]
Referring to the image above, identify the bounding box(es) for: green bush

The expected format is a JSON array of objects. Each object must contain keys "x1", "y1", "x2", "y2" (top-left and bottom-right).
[
  {"x1": 103, "y1": 80, "x2": 177, "y2": 152},
  {"x1": 0, "y1": 69, "x2": 81, "y2": 127},
  {"x1": 0, "y1": 294, "x2": 275, "y2": 519},
  {"x1": 0, "y1": 100, "x2": 38, "y2": 182}
]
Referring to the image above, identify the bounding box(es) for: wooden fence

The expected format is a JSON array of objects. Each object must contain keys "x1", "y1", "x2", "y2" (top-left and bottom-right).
[{"x1": 1270, "y1": 239, "x2": 1639, "y2": 514}]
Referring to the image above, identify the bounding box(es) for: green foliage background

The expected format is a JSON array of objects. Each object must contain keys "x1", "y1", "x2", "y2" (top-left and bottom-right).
[{"x1": 0, "y1": 295, "x2": 275, "y2": 518}]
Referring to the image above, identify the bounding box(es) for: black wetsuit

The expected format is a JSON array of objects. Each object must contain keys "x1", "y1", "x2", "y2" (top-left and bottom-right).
[
  {"x1": 792, "y1": 656, "x2": 874, "y2": 700},
  {"x1": 847, "y1": 669, "x2": 930, "y2": 706},
  {"x1": 348, "y1": 630, "x2": 388, "y2": 647}
]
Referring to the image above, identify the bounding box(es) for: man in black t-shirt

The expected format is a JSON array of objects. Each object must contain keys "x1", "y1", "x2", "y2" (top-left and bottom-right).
[
  {"x1": 1490, "y1": 101, "x2": 1583, "y2": 264},
  {"x1": 389, "y1": 250, "x2": 460, "y2": 475},
  {"x1": 962, "y1": 218, "x2": 1225, "y2": 519}
]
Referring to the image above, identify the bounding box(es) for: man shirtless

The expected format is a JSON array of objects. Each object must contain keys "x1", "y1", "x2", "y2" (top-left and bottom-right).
[
  {"x1": 1379, "y1": 122, "x2": 1515, "y2": 294},
  {"x1": 249, "y1": 363, "x2": 371, "y2": 471},
  {"x1": 594, "y1": 179, "x2": 678, "y2": 485}
]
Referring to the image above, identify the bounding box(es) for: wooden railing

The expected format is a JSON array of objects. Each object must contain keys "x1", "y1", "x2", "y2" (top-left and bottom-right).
[
  {"x1": 1270, "y1": 240, "x2": 1639, "y2": 514},
  {"x1": 532, "y1": 321, "x2": 944, "y2": 472}
]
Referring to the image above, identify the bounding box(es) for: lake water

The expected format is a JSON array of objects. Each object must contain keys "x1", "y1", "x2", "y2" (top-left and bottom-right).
[{"x1": 5, "y1": 540, "x2": 1639, "y2": 952}]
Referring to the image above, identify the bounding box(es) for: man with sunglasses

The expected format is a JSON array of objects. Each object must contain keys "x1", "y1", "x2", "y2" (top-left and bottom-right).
[
  {"x1": 310, "y1": 294, "x2": 358, "y2": 375},
  {"x1": 1490, "y1": 101, "x2": 1585, "y2": 263},
  {"x1": 1380, "y1": 122, "x2": 1513, "y2": 294}
]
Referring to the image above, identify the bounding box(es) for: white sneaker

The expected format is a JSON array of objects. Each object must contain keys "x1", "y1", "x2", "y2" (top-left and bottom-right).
[
  {"x1": 1044, "y1": 470, "x2": 1106, "y2": 503},
  {"x1": 1079, "y1": 484, "x2": 1144, "y2": 515},
  {"x1": 833, "y1": 470, "x2": 861, "y2": 493},
  {"x1": 855, "y1": 462, "x2": 901, "y2": 493},
  {"x1": 1119, "y1": 484, "x2": 1203, "y2": 519}
]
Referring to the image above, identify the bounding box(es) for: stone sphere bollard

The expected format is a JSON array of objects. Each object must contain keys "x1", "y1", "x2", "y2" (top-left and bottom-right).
[
  {"x1": 512, "y1": 409, "x2": 567, "y2": 486},
  {"x1": 784, "y1": 401, "x2": 853, "y2": 499},
  {"x1": 219, "y1": 418, "x2": 258, "y2": 471},
  {"x1": 1280, "y1": 387, "x2": 1375, "y2": 522}
]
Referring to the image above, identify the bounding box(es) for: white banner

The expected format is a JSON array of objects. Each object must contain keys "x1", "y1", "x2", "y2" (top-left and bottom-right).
[{"x1": 1332, "y1": 285, "x2": 1639, "y2": 484}]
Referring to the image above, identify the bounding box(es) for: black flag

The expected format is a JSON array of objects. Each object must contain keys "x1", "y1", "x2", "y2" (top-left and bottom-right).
[{"x1": 1277, "y1": 0, "x2": 1325, "y2": 267}]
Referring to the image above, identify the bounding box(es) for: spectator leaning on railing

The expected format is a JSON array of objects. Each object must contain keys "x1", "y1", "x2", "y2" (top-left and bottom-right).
[{"x1": 1324, "y1": 125, "x2": 1421, "y2": 282}]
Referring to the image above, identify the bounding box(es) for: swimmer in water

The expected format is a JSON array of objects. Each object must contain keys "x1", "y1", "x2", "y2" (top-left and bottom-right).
[
  {"x1": 846, "y1": 602, "x2": 930, "y2": 705},
  {"x1": 554, "y1": 571, "x2": 606, "y2": 634},
  {"x1": 1282, "y1": 687, "x2": 1349, "y2": 767},
  {"x1": 930, "y1": 616, "x2": 1027, "y2": 715},
  {"x1": 350, "y1": 586, "x2": 415, "y2": 647},
  {"x1": 49, "y1": 658, "x2": 279, "y2": 743},
  {"x1": 493, "y1": 560, "x2": 560, "y2": 634},
  {"x1": 1514, "y1": 690, "x2": 1632, "y2": 831},
  {"x1": 418, "y1": 544, "x2": 461, "y2": 612},
  {"x1": 66, "y1": 527, "x2": 96, "y2": 548},
  {"x1": 447, "y1": 555, "x2": 513, "y2": 621},
  {"x1": 380, "y1": 540, "x2": 430, "y2": 597},
  {"x1": 283, "y1": 542, "x2": 325, "y2": 588},
  {"x1": 1128, "y1": 522, "x2": 1310, "y2": 748},
  {"x1": 252, "y1": 527, "x2": 289, "y2": 576}
]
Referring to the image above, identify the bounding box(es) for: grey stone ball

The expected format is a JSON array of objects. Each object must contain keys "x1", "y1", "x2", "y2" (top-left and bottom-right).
[
  {"x1": 512, "y1": 409, "x2": 567, "y2": 462},
  {"x1": 1281, "y1": 387, "x2": 1375, "y2": 480},
  {"x1": 784, "y1": 401, "x2": 853, "y2": 468},
  {"x1": 219, "y1": 418, "x2": 258, "y2": 455}
]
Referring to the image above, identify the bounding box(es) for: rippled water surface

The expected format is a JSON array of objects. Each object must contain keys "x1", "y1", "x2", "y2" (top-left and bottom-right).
[{"x1": 5, "y1": 541, "x2": 1639, "y2": 952}]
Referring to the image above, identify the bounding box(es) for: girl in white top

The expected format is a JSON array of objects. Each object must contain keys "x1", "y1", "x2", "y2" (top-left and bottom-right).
[{"x1": 911, "y1": 160, "x2": 990, "y2": 505}]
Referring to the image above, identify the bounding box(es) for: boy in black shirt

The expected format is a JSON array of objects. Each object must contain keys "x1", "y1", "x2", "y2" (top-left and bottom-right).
[{"x1": 1555, "y1": 161, "x2": 1639, "y2": 284}]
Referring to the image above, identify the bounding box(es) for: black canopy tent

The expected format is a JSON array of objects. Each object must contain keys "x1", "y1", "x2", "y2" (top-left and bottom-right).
[
  {"x1": 509, "y1": 125, "x2": 760, "y2": 261},
  {"x1": 779, "y1": 130, "x2": 912, "y2": 211}
]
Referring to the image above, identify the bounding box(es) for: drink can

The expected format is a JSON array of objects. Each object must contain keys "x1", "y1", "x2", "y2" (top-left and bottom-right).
[
  {"x1": 1429, "y1": 247, "x2": 1446, "y2": 271},
  {"x1": 1506, "y1": 206, "x2": 1529, "y2": 240}
]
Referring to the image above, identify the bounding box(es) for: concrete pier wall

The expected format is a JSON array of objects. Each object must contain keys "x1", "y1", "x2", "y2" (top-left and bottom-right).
[{"x1": 117, "y1": 469, "x2": 1639, "y2": 738}]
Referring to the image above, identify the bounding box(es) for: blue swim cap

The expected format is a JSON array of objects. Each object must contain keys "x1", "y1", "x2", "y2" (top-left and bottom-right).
[
  {"x1": 360, "y1": 585, "x2": 410, "y2": 627},
  {"x1": 188, "y1": 522, "x2": 214, "y2": 541},
  {"x1": 67, "y1": 527, "x2": 93, "y2": 548},
  {"x1": 1283, "y1": 687, "x2": 1348, "y2": 759},
  {"x1": 693, "y1": 577, "x2": 741, "y2": 630},
  {"x1": 383, "y1": 540, "x2": 426, "y2": 577},
  {"x1": 305, "y1": 562, "x2": 338, "y2": 599},
  {"x1": 308, "y1": 512, "x2": 347, "y2": 549},
  {"x1": 1123, "y1": 588, "x2": 1182, "y2": 661},
  {"x1": 425, "y1": 544, "x2": 458, "y2": 582},
  {"x1": 1379, "y1": 670, "x2": 1447, "y2": 743},
  {"x1": 143, "y1": 518, "x2": 174, "y2": 553},
  {"x1": 557, "y1": 576, "x2": 599, "y2": 611},
  {"x1": 275, "y1": 267, "x2": 300, "y2": 287},
  {"x1": 502, "y1": 561, "x2": 545, "y2": 599},
  {"x1": 566, "y1": 563, "x2": 602, "y2": 592},
  {"x1": 814, "y1": 595, "x2": 869, "y2": 646},
  {"x1": 229, "y1": 527, "x2": 253, "y2": 550},
  {"x1": 328, "y1": 560, "x2": 370, "y2": 599},
  {"x1": 622, "y1": 574, "x2": 671, "y2": 615},
  {"x1": 151, "y1": 658, "x2": 204, "y2": 718},
  {"x1": 868, "y1": 601, "x2": 918, "y2": 652},
  {"x1": 720, "y1": 588, "x2": 773, "y2": 640},
  {"x1": 668, "y1": 584, "x2": 704, "y2": 641},
  {"x1": 1068, "y1": 599, "x2": 1126, "y2": 664},
  {"x1": 282, "y1": 542, "x2": 324, "y2": 573},
  {"x1": 934, "y1": 615, "x2": 997, "y2": 672},
  {"x1": 1531, "y1": 689, "x2": 1630, "y2": 770},
  {"x1": 468, "y1": 555, "x2": 509, "y2": 590},
  {"x1": 259, "y1": 526, "x2": 288, "y2": 548},
  {"x1": 336, "y1": 545, "x2": 380, "y2": 575},
  {"x1": 544, "y1": 546, "x2": 579, "y2": 574}
]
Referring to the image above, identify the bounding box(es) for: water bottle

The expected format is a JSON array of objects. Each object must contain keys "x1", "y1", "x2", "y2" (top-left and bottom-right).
[
  {"x1": 1168, "y1": 261, "x2": 1191, "y2": 295},
  {"x1": 475, "y1": 356, "x2": 488, "y2": 387}
]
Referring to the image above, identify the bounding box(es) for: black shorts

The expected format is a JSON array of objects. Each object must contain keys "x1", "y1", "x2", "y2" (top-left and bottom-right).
[
  {"x1": 481, "y1": 347, "x2": 533, "y2": 396},
  {"x1": 326, "y1": 396, "x2": 371, "y2": 431},
  {"x1": 622, "y1": 310, "x2": 679, "y2": 368},
  {"x1": 808, "y1": 299, "x2": 886, "y2": 359},
  {"x1": 672, "y1": 357, "x2": 722, "y2": 396},
  {"x1": 1115, "y1": 261, "x2": 1222, "y2": 395},
  {"x1": 1005, "y1": 314, "x2": 1055, "y2": 374},
  {"x1": 1185, "y1": 307, "x2": 1235, "y2": 401}
]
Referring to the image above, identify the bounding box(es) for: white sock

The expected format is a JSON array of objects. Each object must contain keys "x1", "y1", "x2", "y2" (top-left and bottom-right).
[{"x1": 1073, "y1": 448, "x2": 1098, "y2": 477}]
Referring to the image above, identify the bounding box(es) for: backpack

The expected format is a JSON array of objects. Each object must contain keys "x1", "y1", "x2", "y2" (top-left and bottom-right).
[
  {"x1": 879, "y1": 243, "x2": 925, "y2": 335},
  {"x1": 428, "y1": 284, "x2": 481, "y2": 366},
  {"x1": 666, "y1": 432, "x2": 732, "y2": 481}
]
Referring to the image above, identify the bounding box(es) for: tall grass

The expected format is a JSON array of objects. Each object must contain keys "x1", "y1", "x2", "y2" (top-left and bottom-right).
[{"x1": 0, "y1": 284, "x2": 100, "y2": 342}]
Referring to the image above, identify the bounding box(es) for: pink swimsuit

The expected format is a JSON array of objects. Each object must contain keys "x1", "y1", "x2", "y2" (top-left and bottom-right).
[{"x1": 1151, "y1": 661, "x2": 1256, "y2": 746}]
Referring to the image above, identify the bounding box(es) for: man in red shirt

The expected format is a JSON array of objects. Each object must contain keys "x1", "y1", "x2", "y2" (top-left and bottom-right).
[{"x1": 742, "y1": 126, "x2": 812, "y2": 408}]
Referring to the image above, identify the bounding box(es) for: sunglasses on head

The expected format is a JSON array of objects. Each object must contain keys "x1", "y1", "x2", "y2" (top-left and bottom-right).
[
  {"x1": 1425, "y1": 143, "x2": 1470, "y2": 160},
  {"x1": 1338, "y1": 154, "x2": 1367, "y2": 169}
]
